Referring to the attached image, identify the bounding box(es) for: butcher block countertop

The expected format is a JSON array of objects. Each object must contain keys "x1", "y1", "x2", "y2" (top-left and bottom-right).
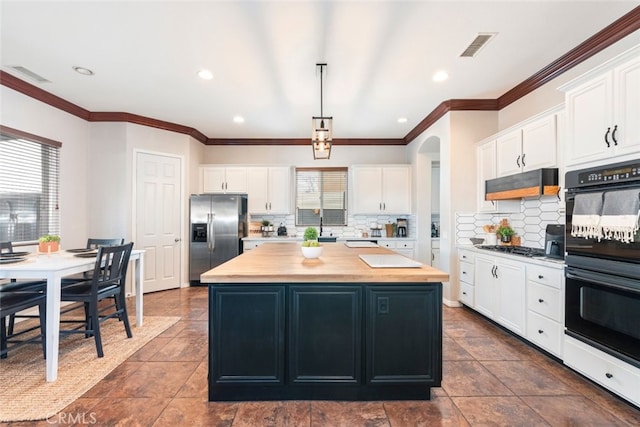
[{"x1": 201, "y1": 241, "x2": 449, "y2": 283}]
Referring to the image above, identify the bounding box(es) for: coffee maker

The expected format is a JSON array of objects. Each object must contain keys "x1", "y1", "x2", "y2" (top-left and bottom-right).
[{"x1": 396, "y1": 218, "x2": 408, "y2": 237}]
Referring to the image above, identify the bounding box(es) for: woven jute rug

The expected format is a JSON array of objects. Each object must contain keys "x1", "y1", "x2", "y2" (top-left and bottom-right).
[{"x1": 0, "y1": 316, "x2": 179, "y2": 422}]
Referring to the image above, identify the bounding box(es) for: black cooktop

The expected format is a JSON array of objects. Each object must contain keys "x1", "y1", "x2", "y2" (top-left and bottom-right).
[{"x1": 477, "y1": 245, "x2": 546, "y2": 258}]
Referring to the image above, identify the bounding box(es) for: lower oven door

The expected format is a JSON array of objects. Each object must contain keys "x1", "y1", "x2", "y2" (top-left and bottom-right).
[{"x1": 565, "y1": 265, "x2": 640, "y2": 368}]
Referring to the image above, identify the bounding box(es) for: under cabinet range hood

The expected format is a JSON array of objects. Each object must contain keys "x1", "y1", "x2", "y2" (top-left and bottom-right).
[{"x1": 485, "y1": 168, "x2": 559, "y2": 200}]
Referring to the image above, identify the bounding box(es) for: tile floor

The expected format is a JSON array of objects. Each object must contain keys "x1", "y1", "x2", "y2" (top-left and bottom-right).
[{"x1": 5, "y1": 286, "x2": 640, "y2": 426}]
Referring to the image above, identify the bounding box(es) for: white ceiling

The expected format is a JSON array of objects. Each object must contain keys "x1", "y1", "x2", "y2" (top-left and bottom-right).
[{"x1": 1, "y1": 1, "x2": 638, "y2": 140}]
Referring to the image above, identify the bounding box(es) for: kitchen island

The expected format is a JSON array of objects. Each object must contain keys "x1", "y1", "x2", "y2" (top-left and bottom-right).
[{"x1": 201, "y1": 242, "x2": 448, "y2": 401}]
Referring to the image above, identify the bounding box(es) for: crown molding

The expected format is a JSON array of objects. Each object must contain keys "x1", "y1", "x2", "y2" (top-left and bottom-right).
[{"x1": 204, "y1": 138, "x2": 406, "y2": 146}]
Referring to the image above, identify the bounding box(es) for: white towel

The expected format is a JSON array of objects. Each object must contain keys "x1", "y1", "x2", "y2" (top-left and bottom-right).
[
  {"x1": 600, "y1": 189, "x2": 640, "y2": 243},
  {"x1": 571, "y1": 192, "x2": 603, "y2": 240}
]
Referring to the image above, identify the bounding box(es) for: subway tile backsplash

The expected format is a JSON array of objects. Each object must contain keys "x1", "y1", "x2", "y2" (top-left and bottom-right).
[{"x1": 456, "y1": 196, "x2": 564, "y2": 248}]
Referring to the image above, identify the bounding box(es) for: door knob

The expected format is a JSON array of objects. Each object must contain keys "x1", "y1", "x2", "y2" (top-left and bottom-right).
[{"x1": 174, "y1": 238, "x2": 181, "y2": 243}]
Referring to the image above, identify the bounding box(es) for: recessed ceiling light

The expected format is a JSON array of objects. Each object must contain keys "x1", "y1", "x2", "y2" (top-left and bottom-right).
[
  {"x1": 233, "y1": 116, "x2": 245, "y2": 124},
  {"x1": 397, "y1": 117, "x2": 408, "y2": 123},
  {"x1": 72, "y1": 66, "x2": 94, "y2": 76},
  {"x1": 432, "y1": 70, "x2": 449, "y2": 82},
  {"x1": 198, "y1": 69, "x2": 213, "y2": 80}
]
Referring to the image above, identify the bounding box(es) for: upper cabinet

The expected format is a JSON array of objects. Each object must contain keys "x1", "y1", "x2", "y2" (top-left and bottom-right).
[
  {"x1": 246, "y1": 167, "x2": 291, "y2": 214},
  {"x1": 202, "y1": 166, "x2": 247, "y2": 194},
  {"x1": 496, "y1": 115, "x2": 557, "y2": 177},
  {"x1": 562, "y1": 46, "x2": 640, "y2": 168},
  {"x1": 477, "y1": 140, "x2": 520, "y2": 213},
  {"x1": 351, "y1": 165, "x2": 411, "y2": 214}
]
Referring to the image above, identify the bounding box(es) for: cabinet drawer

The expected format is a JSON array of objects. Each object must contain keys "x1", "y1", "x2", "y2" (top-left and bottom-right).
[
  {"x1": 526, "y1": 310, "x2": 563, "y2": 357},
  {"x1": 396, "y1": 240, "x2": 415, "y2": 249},
  {"x1": 459, "y1": 282, "x2": 474, "y2": 307},
  {"x1": 564, "y1": 336, "x2": 640, "y2": 407},
  {"x1": 459, "y1": 262, "x2": 474, "y2": 285},
  {"x1": 243, "y1": 241, "x2": 262, "y2": 250},
  {"x1": 459, "y1": 249, "x2": 474, "y2": 263},
  {"x1": 526, "y1": 264, "x2": 562, "y2": 289},
  {"x1": 527, "y1": 281, "x2": 562, "y2": 322},
  {"x1": 379, "y1": 241, "x2": 396, "y2": 249}
]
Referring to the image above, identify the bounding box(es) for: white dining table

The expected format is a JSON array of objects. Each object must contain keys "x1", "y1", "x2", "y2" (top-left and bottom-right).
[{"x1": 0, "y1": 248, "x2": 144, "y2": 382}]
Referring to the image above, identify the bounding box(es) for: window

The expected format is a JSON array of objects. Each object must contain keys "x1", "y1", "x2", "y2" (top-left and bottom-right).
[
  {"x1": 295, "y1": 167, "x2": 348, "y2": 226},
  {"x1": 0, "y1": 127, "x2": 61, "y2": 243}
]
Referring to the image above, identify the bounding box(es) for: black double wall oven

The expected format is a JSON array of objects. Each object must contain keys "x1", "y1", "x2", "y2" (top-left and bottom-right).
[{"x1": 565, "y1": 159, "x2": 640, "y2": 368}]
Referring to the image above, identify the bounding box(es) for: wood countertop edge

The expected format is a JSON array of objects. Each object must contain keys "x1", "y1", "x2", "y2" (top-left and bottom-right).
[{"x1": 200, "y1": 242, "x2": 449, "y2": 284}]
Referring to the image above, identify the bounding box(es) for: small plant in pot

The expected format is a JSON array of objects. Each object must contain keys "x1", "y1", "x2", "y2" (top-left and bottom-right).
[
  {"x1": 38, "y1": 234, "x2": 61, "y2": 253},
  {"x1": 301, "y1": 227, "x2": 322, "y2": 259},
  {"x1": 496, "y1": 224, "x2": 515, "y2": 243},
  {"x1": 261, "y1": 220, "x2": 272, "y2": 237}
]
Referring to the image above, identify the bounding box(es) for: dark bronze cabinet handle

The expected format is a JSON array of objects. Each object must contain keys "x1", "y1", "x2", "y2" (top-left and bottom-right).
[
  {"x1": 538, "y1": 275, "x2": 544, "y2": 279},
  {"x1": 605, "y1": 372, "x2": 613, "y2": 379},
  {"x1": 612, "y1": 125, "x2": 618, "y2": 145},
  {"x1": 604, "y1": 127, "x2": 611, "y2": 147},
  {"x1": 516, "y1": 155, "x2": 520, "y2": 167},
  {"x1": 522, "y1": 153, "x2": 526, "y2": 167},
  {"x1": 538, "y1": 298, "x2": 544, "y2": 303},
  {"x1": 538, "y1": 329, "x2": 544, "y2": 334}
]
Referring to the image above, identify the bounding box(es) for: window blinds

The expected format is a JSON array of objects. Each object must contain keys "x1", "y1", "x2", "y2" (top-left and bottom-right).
[
  {"x1": 295, "y1": 167, "x2": 348, "y2": 226},
  {"x1": 0, "y1": 135, "x2": 60, "y2": 243}
]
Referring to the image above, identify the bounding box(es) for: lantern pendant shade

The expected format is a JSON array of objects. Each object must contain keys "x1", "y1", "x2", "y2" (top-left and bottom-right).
[{"x1": 312, "y1": 116, "x2": 333, "y2": 159}]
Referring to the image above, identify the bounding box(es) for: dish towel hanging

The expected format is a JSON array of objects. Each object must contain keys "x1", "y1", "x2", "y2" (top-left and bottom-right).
[
  {"x1": 600, "y1": 189, "x2": 640, "y2": 243},
  {"x1": 571, "y1": 192, "x2": 603, "y2": 240}
]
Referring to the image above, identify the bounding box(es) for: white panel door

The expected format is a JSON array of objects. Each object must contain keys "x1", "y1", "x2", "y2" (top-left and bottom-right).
[{"x1": 136, "y1": 152, "x2": 182, "y2": 293}]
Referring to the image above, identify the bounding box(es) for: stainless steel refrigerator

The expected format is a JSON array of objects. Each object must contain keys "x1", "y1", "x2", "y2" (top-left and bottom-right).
[{"x1": 189, "y1": 194, "x2": 248, "y2": 284}]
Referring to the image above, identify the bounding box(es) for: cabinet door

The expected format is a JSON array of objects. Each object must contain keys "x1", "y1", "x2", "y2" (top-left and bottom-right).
[
  {"x1": 381, "y1": 166, "x2": 411, "y2": 213},
  {"x1": 289, "y1": 286, "x2": 361, "y2": 384},
  {"x1": 494, "y1": 260, "x2": 526, "y2": 335},
  {"x1": 267, "y1": 167, "x2": 291, "y2": 214},
  {"x1": 474, "y1": 256, "x2": 496, "y2": 318},
  {"x1": 521, "y1": 115, "x2": 557, "y2": 171},
  {"x1": 477, "y1": 141, "x2": 497, "y2": 212},
  {"x1": 224, "y1": 167, "x2": 247, "y2": 193},
  {"x1": 209, "y1": 286, "x2": 285, "y2": 386},
  {"x1": 431, "y1": 249, "x2": 440, "y2": 268},
  {"x1": 565, "y1": 73, "x2": 613, "y2": 166},
  {"x1": 496, "y1": 130, "x2": 522, "y2": 177},
  {"x1": 366, "y1": 286, "x2": 441, "y2": 386},
  {"x1": 431, "y1": 165, "x2": 440, "y2": 214},
  {"x1": 246, "y1": 167, "x2": 269, "y2": 214},
  {"x1": 614, "y1": 55, "x2": 640, "y2": 157},
  {"x1": 202, "y1": 167, "x2": 226, "y2": 193},
  {"x1": 352, "y1": 167, "x2": 383, "y2": 214}
]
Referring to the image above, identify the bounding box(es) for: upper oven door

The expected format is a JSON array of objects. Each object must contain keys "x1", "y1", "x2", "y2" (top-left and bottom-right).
[{"x1": 566, "y1": 188, "x2": 640, "y2": 262}]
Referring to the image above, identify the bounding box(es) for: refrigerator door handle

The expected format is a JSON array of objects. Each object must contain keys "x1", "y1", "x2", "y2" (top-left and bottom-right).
[{"x1": 210, "y1": 212, "x2": 216, "y2": 251}]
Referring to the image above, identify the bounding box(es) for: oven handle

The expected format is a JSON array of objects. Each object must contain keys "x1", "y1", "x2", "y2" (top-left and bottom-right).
[{"x1": 566, "y1": 267, "x2": 640, "y2": 295}]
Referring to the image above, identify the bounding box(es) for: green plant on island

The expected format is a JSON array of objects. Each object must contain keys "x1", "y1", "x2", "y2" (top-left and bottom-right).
[
  {"x1": 261, "y1": 219, "x2": 271, "y2": 227},
  {"x1": 302, "y1": 227, "x2": 319, "y2": 247},
  {"x1": 496, "y1": 225, "x2": 515, "y2": 238},
  {"x1": 38, "y1": 234, "x2": 61, "y2": 243}
]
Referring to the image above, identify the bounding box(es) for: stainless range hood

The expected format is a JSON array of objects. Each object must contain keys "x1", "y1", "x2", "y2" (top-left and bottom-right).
[{"x1": 485, "y1": 168, "x2": 559, "y2": 200}]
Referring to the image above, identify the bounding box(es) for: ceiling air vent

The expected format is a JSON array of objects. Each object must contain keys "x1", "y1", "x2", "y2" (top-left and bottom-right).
[
  {"x1": 460, "y1": 32, "x2": 497, "y2": 58},
  {"x1": 10, "y1": 66, "x2": 50, "y2": 83}
]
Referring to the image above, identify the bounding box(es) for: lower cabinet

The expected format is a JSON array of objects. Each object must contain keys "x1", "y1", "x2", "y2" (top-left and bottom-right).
[{"x1": 209, "y1": 283, "x2": 442, "y2": 401}]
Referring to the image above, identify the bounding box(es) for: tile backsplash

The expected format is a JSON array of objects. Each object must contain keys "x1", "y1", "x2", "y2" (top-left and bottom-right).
[
  {"x1": 250, "y1": 214, "x2": 416, "y2": 239},
  {"x1": 456, "y1": 196, "x2": 564, "y2": 248}
]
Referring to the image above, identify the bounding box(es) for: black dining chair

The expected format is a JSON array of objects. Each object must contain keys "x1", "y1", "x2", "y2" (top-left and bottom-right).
[
  {"x1": 59, "y1": 242, "x2": 134, "y2": 357},
  {"x1": 61, "y1": 238, "x2": 125, "y2": 287},
  {"x1": 0, "y1": 241, "x2": 47, "y2": 337},
  {"x1": 0, "y1": 290, "x2": 47, "y2": 359}
]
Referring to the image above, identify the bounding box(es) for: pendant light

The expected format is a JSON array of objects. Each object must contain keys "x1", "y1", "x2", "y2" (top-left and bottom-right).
[{"x1": 312, "y1": 63, "x2": 333, "y2": 159}]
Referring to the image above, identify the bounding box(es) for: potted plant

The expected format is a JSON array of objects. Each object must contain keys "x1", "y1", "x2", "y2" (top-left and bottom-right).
[
  {"x1": 261, "y1": 220, "x2": 272, "y2": 237},
  {"x1": 39, "y1": 234, "x2": 61, "y2": 253},
  {"x1": 496, "y1": 223, "x2": 515, "y2": 243},
  {"x1": 301, "y1": 227, "x2": 322, "y2": 259}
]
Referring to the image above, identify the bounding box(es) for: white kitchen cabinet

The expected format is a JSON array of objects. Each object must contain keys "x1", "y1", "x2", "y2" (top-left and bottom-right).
[
  {"x1": 431, "y1": 164, "x2": 440, "y2": 215},
  {"x1": 351, "y1": 165, "x2": 411, "y2": 214},
  {"x1": 562, "y1": 47, "x2": 640, "y2": 167},
  {"x1": 379, "y1": 239, "x2": 415, "y2": 259},
  {"x1": 565, "y1": 335, "x2": 640, "y2": 408},
  {"x1": 431, "y1": 239, "x2": 441, "y2": 269},
  {"x1": 525, "y1": 263, "x2": 564, "y2": 357},
  {"x1": 202, "y1": 166, "x2": 247, "y2": 194},
  {"x1": 497, "y1": 114, "x2": 557, "y2": 177},
  {"x1": 246, "y1": 166, "x2": 291, "y2": 214},
  {"x1": 474, "y1": 253, "x2": 526, "y2": 335},
  {"x1": 458, "y1": 248, "x2": 474, "y2": 307},
  {"x1": 476, "y1": 140, "x2": 520, "y2": 213}
]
